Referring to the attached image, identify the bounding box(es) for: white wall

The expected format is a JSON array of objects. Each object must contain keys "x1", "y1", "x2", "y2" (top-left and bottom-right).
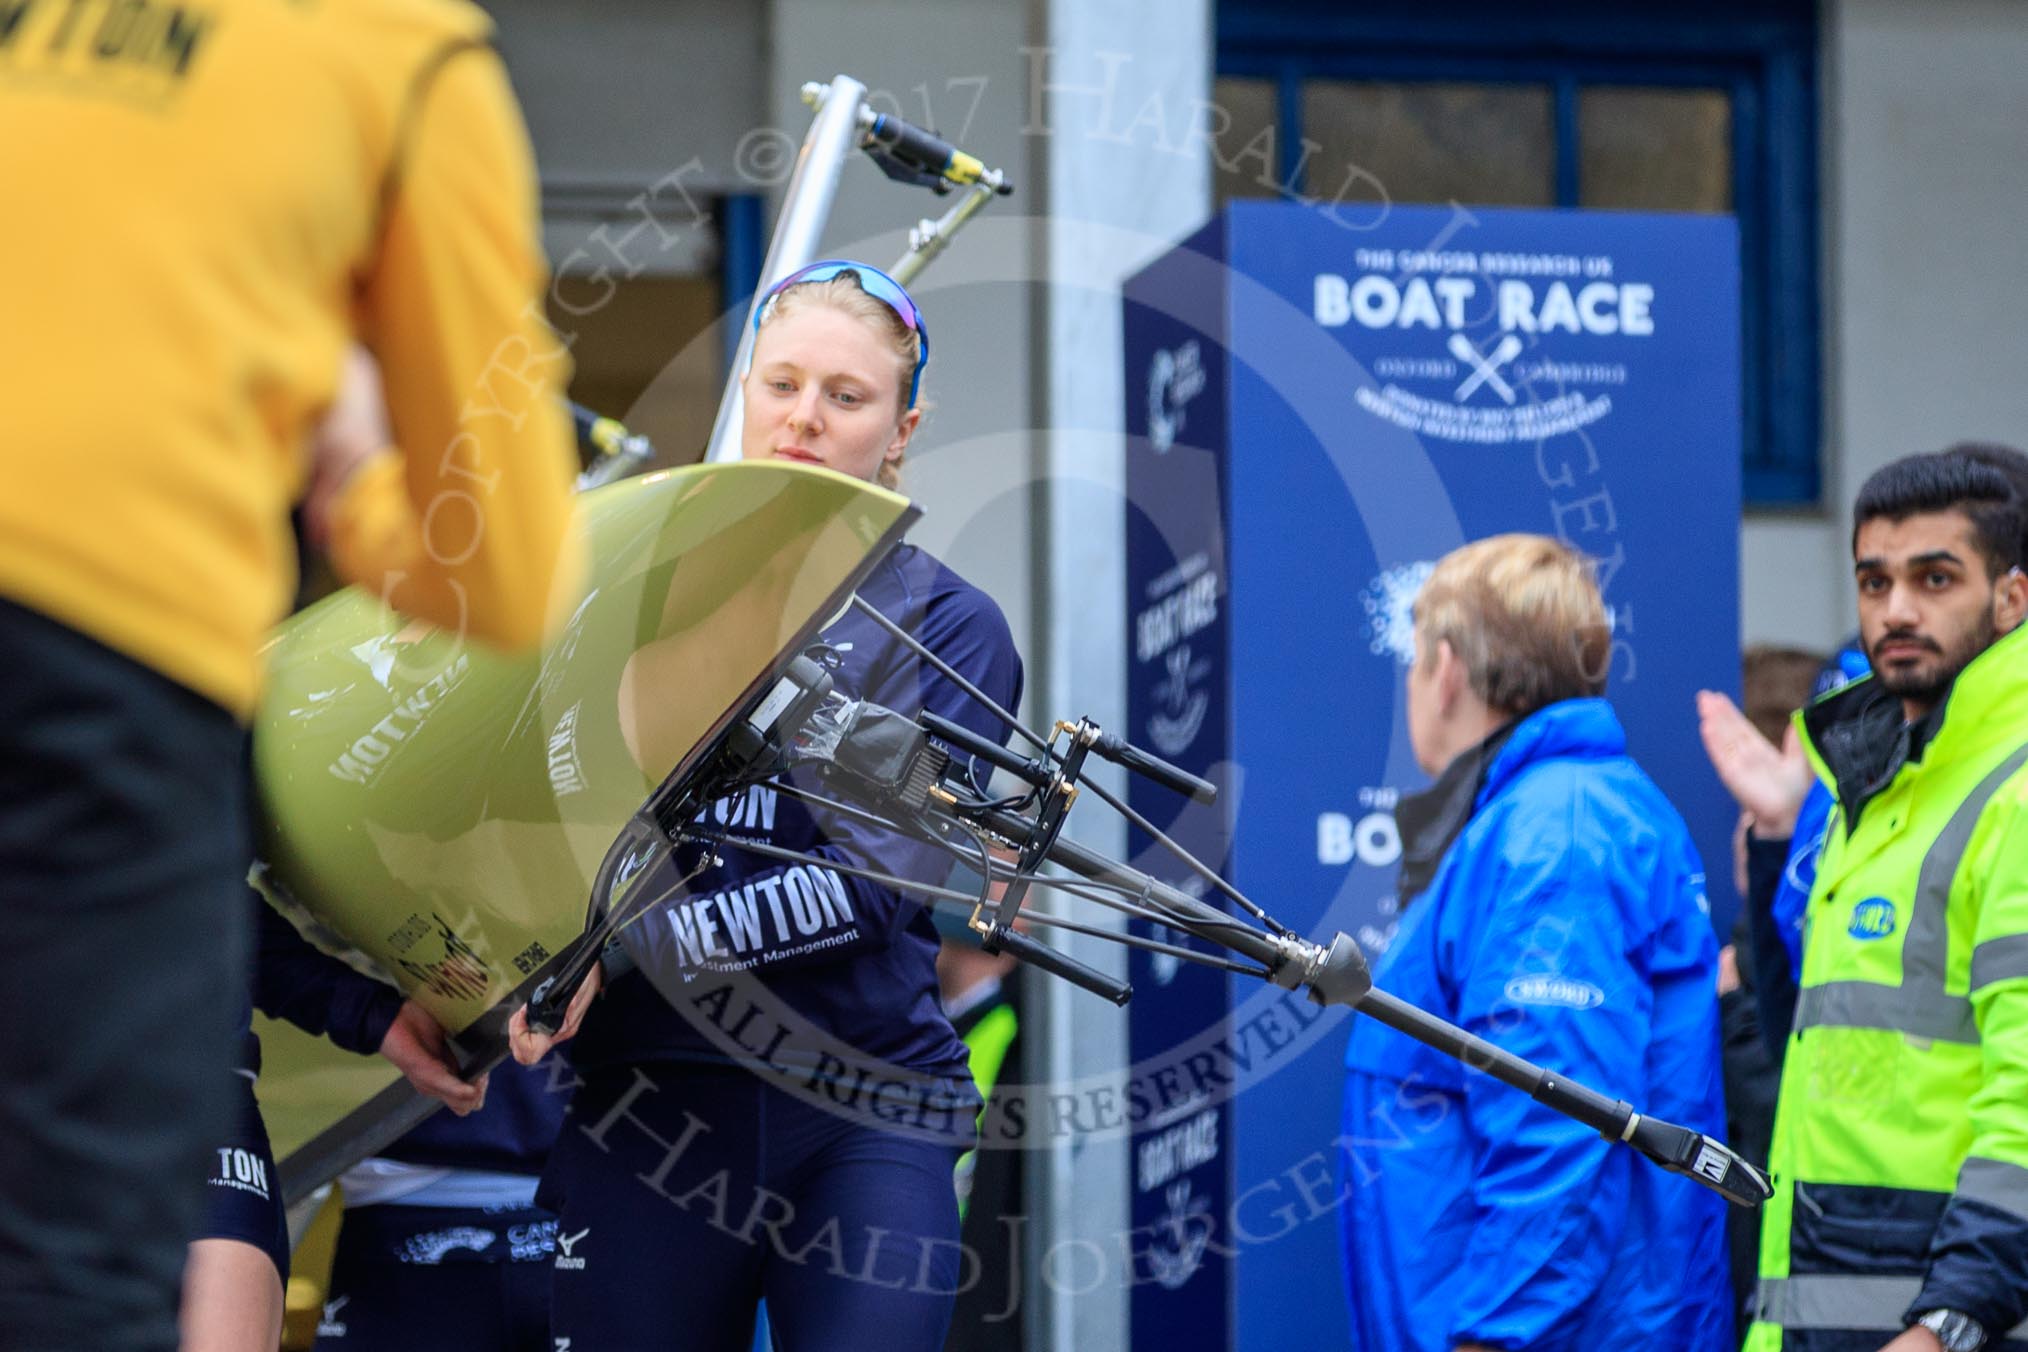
[{"x1": 1758, "y1": 0, "x2": 2028, "y2": 654}]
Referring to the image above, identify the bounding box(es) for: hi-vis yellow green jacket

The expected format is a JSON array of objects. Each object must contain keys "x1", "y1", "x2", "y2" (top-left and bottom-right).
[{"x1": 1749, "y1": 621, "x2": 2028, "y2": 1352}]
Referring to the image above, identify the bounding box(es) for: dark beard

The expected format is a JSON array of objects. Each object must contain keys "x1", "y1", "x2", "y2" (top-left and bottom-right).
[{"x1": 1872, "y1": 609, "x2": 1998, "y2": 710}]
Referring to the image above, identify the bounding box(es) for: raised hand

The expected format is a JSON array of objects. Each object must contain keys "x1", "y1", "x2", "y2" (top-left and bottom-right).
[{"x1": 1695, "y1": 689, "x2": 1814, "y2": 839}]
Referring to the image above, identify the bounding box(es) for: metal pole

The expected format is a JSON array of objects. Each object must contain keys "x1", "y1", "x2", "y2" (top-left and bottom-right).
[
  {"x1": 704, "y1": 75, "x2": 867, "y2": 463},
  {"x1": 887, "y1": 180, "x2": 1000, "y2": 286}
]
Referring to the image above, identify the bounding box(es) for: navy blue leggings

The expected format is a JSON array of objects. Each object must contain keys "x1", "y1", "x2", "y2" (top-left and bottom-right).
[{"x1": 542, "y1": 1068, "x2": 968, "y2": 1352}]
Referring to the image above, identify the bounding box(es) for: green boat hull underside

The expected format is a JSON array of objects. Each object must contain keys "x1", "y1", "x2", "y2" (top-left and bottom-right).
[{"x1": 251, "y1": 461, "x2": 916, "y2": 1197}]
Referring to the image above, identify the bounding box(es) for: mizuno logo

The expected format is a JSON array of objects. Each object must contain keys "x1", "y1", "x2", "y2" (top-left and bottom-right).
[{"x1": 555, "y1": 1227, "x2": 590, "y2": 1270}]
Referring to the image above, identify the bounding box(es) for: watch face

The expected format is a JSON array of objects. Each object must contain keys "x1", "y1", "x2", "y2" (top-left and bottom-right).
[{"x1": 1921, "y1": 1309, "x2": 1987, "y2": 1352}]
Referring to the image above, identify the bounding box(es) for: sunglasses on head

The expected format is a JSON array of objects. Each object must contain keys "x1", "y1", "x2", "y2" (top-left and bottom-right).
[{"x1": 755, "y1": 260, "x2": 929, "y2": 409}]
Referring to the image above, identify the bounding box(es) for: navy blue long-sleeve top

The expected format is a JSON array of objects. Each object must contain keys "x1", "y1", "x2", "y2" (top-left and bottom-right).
[
  {"x1": 244, "y1": 896, "x2": 565, "y2": 1174},
  {"x1": 382, "y1": 1056, "x2": 568, "y2": 1174},
  {"x1": 570, "y1": 543, "x2": 1024, "y2": 1083},
  {"x1": 239, "y1": 890, "x2": 405, "y2": 1074}
]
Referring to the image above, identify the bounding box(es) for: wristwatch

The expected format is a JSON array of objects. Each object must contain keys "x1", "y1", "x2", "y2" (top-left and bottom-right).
[{"x1": 1916, "y1": 1308, "x2": 1988, "y2": 1352}]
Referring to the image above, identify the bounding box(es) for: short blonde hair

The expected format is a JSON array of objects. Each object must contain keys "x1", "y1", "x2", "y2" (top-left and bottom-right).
[
  {"x1": 1413, "y1": 533, "x2": 1610, "y2": 714},
  {"x1": 756, "y1": 274, "x2": 921, "y2": 490}
]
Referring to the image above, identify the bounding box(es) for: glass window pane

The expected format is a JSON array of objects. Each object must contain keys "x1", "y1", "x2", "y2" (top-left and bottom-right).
[
  {"x1": 1579, "y1": 86, "x2": 1732, "y2": 212},
  {"x1": 1299, "y1": 81, "x2": 1554, "y2": 209},
  {"x1": 1211, "y1": 77, "x2": 1283, "y2": 210}
]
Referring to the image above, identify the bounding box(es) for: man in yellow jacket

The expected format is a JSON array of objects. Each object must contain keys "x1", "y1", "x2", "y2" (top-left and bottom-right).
[
  {"x1": 1706, "y1": 450, "x2": 2028, "y2": 1352},
  {"x1": 0, "y1": 3, "x2": 581, "y2": 1347}
]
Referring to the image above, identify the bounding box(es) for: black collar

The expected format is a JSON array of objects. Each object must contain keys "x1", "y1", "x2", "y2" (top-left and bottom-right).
[
  {"x1": 1394, "y1": 721, "x2": 1518, "y2": 907},
  {"x1": 1802, "y1": 679, "x2": 1947, "y2": 834}
]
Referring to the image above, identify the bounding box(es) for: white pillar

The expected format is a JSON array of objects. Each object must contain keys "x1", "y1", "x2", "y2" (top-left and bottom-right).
[{"x1": 1025, "y1": 8, "x2": 1211, "y2": 1349}]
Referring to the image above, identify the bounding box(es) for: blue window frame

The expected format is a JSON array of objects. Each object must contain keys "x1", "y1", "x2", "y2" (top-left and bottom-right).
[
  {"x1": 1218, "y1": 0, "x2": 1820, "y2": 505},
  {"x1": 717, "y1": 192, "x2": 768, "y2": 376}
]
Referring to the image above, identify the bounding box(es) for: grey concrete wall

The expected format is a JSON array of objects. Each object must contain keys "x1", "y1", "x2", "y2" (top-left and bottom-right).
[{"x1": 485, "y1": 0, "x2": 768, "y2": 195}]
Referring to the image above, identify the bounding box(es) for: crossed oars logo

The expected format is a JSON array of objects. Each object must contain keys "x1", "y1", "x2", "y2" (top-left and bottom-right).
[{"x1": 1448, "y1": 332, "x2": 1524, "y2": 404}]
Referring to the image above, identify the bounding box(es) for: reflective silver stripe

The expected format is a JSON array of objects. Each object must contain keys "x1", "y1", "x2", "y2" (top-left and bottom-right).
[
  {"x1": 1972, "y1": 933, "x2": 2028, "y2": 992},
  {"x1": 1906, "y1": 743, "x2": 2028, "y2": 989},
  {"x1": 1757, "y1": 1273, "x2": 2028, "y2": 1340},
  {"x1": 1959, "y1": 1156, "x2": 2028, "y2": 1221},
  {"x1": 1795, "y1": 742, "x2": 2028, "y2": 1041},
  {"x1": 1754, "y1": 1274, "x2": 1916, "y2": 1330},
  {"x1": 1795, "y1": 980, "x2": 1977, "y2": 1043}
]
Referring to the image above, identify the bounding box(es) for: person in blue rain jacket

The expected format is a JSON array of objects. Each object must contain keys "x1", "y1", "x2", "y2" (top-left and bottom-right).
[{"x1": 1341, "y1": 533, "x2": 1731, "y2": 1352}]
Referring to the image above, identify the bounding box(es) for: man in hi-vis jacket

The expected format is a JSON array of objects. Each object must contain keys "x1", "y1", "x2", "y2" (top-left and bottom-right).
[{"x1": 1705, "y1": 451, "x2": 2028, "y2": 1352}]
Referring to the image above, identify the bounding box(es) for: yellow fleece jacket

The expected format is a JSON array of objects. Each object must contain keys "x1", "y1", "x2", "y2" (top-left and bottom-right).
[{"x1": 0, "y1": 0, "x2": 581, "y2": 717}]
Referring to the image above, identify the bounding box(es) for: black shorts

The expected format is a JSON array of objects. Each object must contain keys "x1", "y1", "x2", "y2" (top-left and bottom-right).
[{"x1": 195, "y1": 1074, "x2": 290, "y2": 1282}]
